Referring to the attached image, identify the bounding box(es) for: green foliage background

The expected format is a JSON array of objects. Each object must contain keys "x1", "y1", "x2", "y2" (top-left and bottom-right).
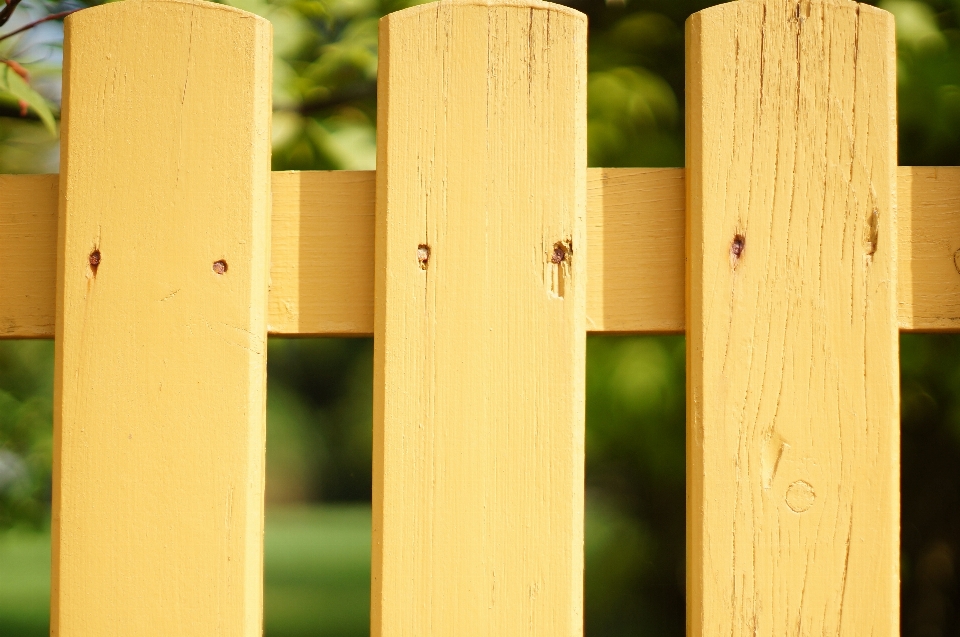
[{"x1": 1, "y1": 0, "x2": 960, "y2": 634}]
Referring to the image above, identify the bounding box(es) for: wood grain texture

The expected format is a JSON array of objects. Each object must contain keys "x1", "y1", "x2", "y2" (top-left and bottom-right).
[
  {"x1": 372, "y1": 1, "x2": 586, "y2": 635},
  {"x1": 686, "y1": 1, "x2": 899, "y2": 635},
  {"x1": 52, "y1": 1, "x2": 272, "y2": 635},
  {"x1": 2, "y1": 167, "x2": 958, "y2": 336}
]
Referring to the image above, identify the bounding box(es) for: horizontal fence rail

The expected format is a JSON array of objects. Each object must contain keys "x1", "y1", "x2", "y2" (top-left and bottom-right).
[{"x1": 2, "y1": 166, "x2": 958, "y2": 338}]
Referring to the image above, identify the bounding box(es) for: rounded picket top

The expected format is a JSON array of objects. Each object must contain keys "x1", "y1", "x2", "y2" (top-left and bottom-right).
[
  {"x1": 65, "y1": 0, "x2": 271, "y2": 29},
  {"x1": 382, "y1": 0, "x2": 586, "y2": 23}
]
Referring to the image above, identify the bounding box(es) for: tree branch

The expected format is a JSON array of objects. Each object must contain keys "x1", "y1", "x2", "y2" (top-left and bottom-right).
[
  {"x1": 0, "y1": 9, "x2": 78, "y2": 43},
  {"x1": 0, "y1": 0, "x2": 24, "y2": 29}
]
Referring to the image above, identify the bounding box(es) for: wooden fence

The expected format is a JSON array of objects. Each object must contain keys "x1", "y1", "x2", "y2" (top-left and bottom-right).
[{"x1": 0, "y1": 0, "x2": 958, "y2": 633}]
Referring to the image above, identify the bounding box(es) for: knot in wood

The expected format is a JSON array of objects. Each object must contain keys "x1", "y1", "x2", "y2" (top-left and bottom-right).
[{"x1": 785, "y1": 480, "x2": 816, "y2": 513}]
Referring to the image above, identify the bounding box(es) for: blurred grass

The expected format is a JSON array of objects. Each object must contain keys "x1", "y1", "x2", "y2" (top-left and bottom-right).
[
  {"x1": 0, "y1": 528, "x2": 48, "y2": 637},
  {"x1": 0, "y1": 505, "x2": 372, "y2": 637},
  {"x1": 264, "y1": 506, "x2": 370, "y2": 637}
]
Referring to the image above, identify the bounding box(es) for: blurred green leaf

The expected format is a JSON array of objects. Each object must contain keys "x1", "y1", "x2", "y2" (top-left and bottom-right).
[
  {"x1": 883, "y1": 0, "x2": 948, "y2": 51},
  {"x1": 0, "y1": 65, "x2": 56, "y2": 136}
]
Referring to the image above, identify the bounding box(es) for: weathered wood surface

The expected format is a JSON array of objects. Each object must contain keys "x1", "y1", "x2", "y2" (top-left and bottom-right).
[
  {"x1": 686, "y1": 0, "x2": 899, "y2": 635},
  {"x1": 3, "y1": 166, "x2": 956, "y2": 338},
  {"x1": 52, "y1": 1, "x2": 272, "y2": 634},
  {"x1": 372, "y1": 1, "x2": 587, "y2": 634}
]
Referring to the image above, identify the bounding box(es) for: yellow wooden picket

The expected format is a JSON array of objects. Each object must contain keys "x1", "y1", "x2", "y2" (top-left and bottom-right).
[
  {"x1": 53, "y1": 1, "x2": 271, "y2": 635},
  {"x1": 686, "y1": 0, "x2": 898, "y2": 633},
  {"x1": 0, "y1": 0, "x2": 954, "y2": 633},
  {"x1": 373, "y1": 2, "x2": 586, "y2": 634}
]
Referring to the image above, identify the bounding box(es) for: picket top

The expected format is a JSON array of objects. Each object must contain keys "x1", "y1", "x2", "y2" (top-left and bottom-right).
[
  {"x1": 385, "y1": 0, "x2": 584, "y2": 19},
  {"x1": 66, "y1": 0, "x2": 268, "y2": 21}
]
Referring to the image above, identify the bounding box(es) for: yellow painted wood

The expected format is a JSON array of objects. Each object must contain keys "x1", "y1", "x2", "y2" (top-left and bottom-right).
[
  {"x1": 0, "y1": 174, "x2": 57, "y2": 338},
  {"x1": 3, "y1": 167, "x2": 959, "y2": 336},
  {"x1": 686, "y1": 1, "x2": 899, "y2": 635},
  {"x1": 269, "y1": 170, "x2": 374, "y2": 336},
  {"x1": 52, "y1": 1, "x2": 272, "y2": 635},
  {"x1": 586, "y1": 167, "x2": 685, "y2": 333},
  {"x1": 372, "y1": 1, "x2": 586, "y2": 635},
  {"x1": 898, "y1": 166, "x2": 960, "y2": 331}
]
